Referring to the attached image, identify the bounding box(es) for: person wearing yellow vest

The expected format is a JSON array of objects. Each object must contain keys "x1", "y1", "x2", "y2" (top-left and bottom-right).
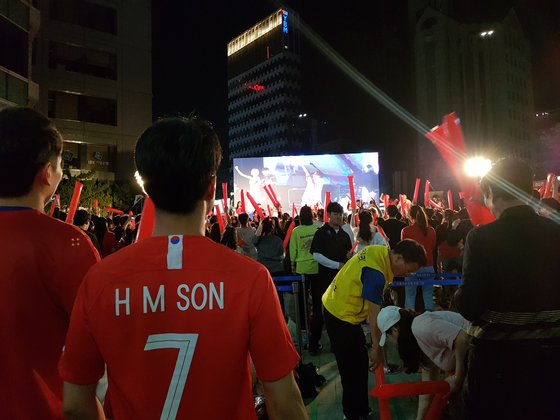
[{"x1": 322, "y1": 240, "x2": 427, "y2": 420}]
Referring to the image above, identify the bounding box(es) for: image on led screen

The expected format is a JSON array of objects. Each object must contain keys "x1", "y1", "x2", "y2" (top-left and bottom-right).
[{"x1": 233, "y1": 152, "x2": 379, "y2": 212}]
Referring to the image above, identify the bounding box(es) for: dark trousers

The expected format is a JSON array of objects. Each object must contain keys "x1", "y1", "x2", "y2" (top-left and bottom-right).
[
  {"x1": 324, "y1": 309, "x2": 369, "y2": 419},
  {"x1": 465, "y1": 338, "x2": 560, "y2": 420},
  {"x1": 309, "y1": 273, "x2": 329, "y2": 350}
]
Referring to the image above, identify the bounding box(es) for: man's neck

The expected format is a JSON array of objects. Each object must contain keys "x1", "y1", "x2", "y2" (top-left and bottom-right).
[
  {"x1": 493, "y1": 199, "x2": 526, "y2": 219},
  {"x1": 0, "y1": 193, "x2": 44, "y2": 211},
  {"x1": 152, "y1": 201, "x2": 209, "y2": 237},
  {"x1": 328, "y1": 222, "x2": 340, "y2": 230}
]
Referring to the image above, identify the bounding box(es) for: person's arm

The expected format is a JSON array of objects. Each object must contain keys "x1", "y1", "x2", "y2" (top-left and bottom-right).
[
  {"x1": 313, "y1": 252, "x2": 341, "y2": 270},
  {"x1": 454, "y1": 229, "x2": 490, "y2": 321},
  {"x1": 289, "y1": 229, "x2": 298, "y2": 272},
  {"x1": 234, "y1": 166, "x2": 251, "y2": 179},
  {"x1": 368, "y1": 302, "x2": 384, "y2": 370},
  {"x1": 362, "y1": 267, "x2": 387, "y2": 370},
  {"x1": 255, "y1": 219, "x2": 264, "y2": 237},
  {"x1": 62, "y1": 383, "x2": 105, "y2": 420},
  {"x1": 350, "y1": 207, "x2": 358, "y2": 228},
  {"x1": 262, "y1": 372, "x2": 309, "y2": 420},
  {"x1": 417, "y1": 367, "x2": 439, "y2": 420},
  {"x1": 445, "y1": 330, "x2": 471, "y2": 397}
]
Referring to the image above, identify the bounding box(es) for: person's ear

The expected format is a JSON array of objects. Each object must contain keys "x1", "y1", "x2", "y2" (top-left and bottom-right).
[
  {"x1": 203, "y1": 176, "x2": 216, "y2": 201},
  {"x1": 36, "y1": 161, "x2": 54, "y2": 187}
]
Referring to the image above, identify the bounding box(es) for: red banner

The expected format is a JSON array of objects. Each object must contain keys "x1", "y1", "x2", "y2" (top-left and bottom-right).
[
  {"x1": 65, "y1": 181, "x2": 83, "y2": 224},
  {"x1": 267, "y1": 184, "x2": 280, "y2": 207},
  {"x1": 424, "y1": 180, "x2": 431, "y2": 208},
  {"x1": 214, "y1": 205, "x2": 225, "y2": 234},
  {"x1": 136, "y1": 196, "x2": 155, "y2": 241},
  {"x1": 221, "y1": 182, "x2": 228, "y2": 209},
  {"x1": 544, "y1": 173, "x2": 555, "y2": 198},
  {"x1": 348, "y1": 175, "x2": 356, "y2": 209},
  {"x1": 48, "y1": 197, "x2": 56, "y2": 217},
  {"x1": 447, "y1": 190, "x2": 453, "y2": 210},
  {"x1": 283, "y1": 220, "x2": 295, "y2": 251},
  {"x1": 106, "y1": 207, "x2": 124, "y2": 216},
  {"x1": 324, "y1": 191, "x2": 331, "y2": 223},
  {"x1": 246, "y1": 191, "x2": 265, "y2": 221},
  {"x1": 263, "y1": 185, "x2": 276, "y2": 207},
  {"x1": 412, "y1": 178, "x2": 421, "y2": 205},
  {"x1": 240, "y1": 189, "x2": 246, "y2": 214}
]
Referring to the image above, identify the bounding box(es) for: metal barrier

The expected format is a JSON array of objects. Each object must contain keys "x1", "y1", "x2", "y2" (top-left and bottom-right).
[
  {"x1": 390, "y1": 272, "x2": 463, "y2": 287},
  {"x1": 370, "y1": 364, "x2": 450, "y2": 420},
  {"x1": 273, "y1": 275, "x2": 306, "y2": 357}
]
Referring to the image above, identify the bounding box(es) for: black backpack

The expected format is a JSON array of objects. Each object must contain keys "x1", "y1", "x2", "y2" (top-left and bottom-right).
[{"x1": 295, "y1": 362, "x2": 326, "y2": 398}]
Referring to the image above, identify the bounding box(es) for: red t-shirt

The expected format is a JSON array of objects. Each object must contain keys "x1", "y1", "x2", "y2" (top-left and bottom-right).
[
  {"x1": 60, "y1": 235, "x2": 299, "y2": 420},
  {"x1": 102, "y1": 230, "x2": 117, "y2": 257},
  {"x1": 401, "y1": 223, "x2": 436, "y2": 266},
  {"x1": 0, "y1": 208, "x2": 100, "y2": 419}
]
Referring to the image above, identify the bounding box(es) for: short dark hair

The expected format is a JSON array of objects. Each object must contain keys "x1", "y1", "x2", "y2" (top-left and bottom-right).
[
  {"x1": 299, "y1": 205, "x2": 313, "y2": 225},
  {"x1": 480, "y1": 157, "x2": 533, "y2": 202},
  {"x1": 326, "y1": 201, "x2": 343, "y2": 214},
  {"x1": 73, "y1": 209, "x2": 91, "y2": 227},
  {"x1": 0, "y1": 107, "x2": 62, "y2": 197},
  {"x1": 393, "y1": 239, "x2": 427, "y2": 266},
  {"x1": 386, "y1": 204, "x2": 399, "y2": 217},
  {"x1": 238, "y1": 213, "x2": 249, "y2": 225},
  {"x1": 135, "y1": 117, "x2": 222, "y2": 214}
]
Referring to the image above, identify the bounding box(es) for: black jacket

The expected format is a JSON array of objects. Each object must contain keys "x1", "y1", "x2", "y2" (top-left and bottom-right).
[{"x1": 455, "y1": 205, "x2": 560, "y2": 340}]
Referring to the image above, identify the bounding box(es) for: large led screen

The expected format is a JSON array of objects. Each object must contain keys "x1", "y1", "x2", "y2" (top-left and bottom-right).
[{"x1": 233, "y1": 152, "x2": 379, "y2": 213}]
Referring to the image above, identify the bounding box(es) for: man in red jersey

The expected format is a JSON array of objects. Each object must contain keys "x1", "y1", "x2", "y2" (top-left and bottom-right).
[
  {"x1": 60, "y1": 117, "x2": 308, "y2": 419},
  {"x1": 0, "y1": 107, "x2": 100, "y2": 419}
]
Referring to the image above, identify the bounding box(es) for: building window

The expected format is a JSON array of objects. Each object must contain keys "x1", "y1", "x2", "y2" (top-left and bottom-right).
[
  {"x1": 49, "y1": 91, "x2": 117, "y2": 126},
  {"x1": 49, "y1": 41, "x2": 117, "y2": 80},
  {"x1": 0, "y1": 0, "x2": 30, "y2": 29},
  {"x1": 0, "y1": 15, "x2": 28, "y2": 77},
  {"x1": 49, "y1": 0, "x2": 117, "y2": 35},
  {"x1": 0, "y1": 70, "x2": 28, "y2": 105}
]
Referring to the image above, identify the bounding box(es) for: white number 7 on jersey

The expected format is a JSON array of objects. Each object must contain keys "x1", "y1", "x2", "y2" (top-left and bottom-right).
[{"x1": 144, "y1": 333, "x2": 199, "y2": 420}]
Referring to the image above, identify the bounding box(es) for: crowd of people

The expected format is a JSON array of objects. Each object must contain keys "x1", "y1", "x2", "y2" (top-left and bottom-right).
[{"x1": 1, "y1": 106, "x2": 559, "y2": 420}]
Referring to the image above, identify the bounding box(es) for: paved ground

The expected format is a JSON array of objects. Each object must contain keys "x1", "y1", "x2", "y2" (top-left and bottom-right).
[{"x1": 302, "y1": 333, "x2": 421, "y2": 420}]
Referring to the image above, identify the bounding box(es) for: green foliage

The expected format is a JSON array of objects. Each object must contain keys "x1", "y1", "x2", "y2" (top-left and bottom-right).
[{"x1": 56, "y1": 170, "x2": 143, "y2": 216}]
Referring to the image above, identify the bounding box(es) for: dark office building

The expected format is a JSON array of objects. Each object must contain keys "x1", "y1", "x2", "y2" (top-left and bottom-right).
[{"x1": 227, "y1": 9, "x2": 305, "y2": 162}]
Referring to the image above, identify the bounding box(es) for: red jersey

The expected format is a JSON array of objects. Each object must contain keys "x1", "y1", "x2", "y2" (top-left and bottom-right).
[
  {"x1": 401, "y1": 223, "x2": 436, "y2": 266},
  {"x1": 0, "y1": 208, "x2": 100, "y2": 419},
  {"x1": 60, "y1": 235, "x2": 299, "y2": 420},
  {"x1": 102, "y1": 230, "x2": 117, "y2": 257}
]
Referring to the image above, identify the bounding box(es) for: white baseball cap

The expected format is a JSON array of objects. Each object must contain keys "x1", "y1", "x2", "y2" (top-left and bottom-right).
[{"x1": 378, "y1": 306, "x2": 402, "y2": 346}]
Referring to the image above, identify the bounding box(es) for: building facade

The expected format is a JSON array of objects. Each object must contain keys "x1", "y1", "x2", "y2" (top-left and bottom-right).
[
  {"x1": 411, "y1": 1, "x2": 534, "y2": 185},
  {"x1": 0, "y1": 0, "x2": 40, "y2": 109},
  {"x1": 227, "y1": 9, "x2": 305, "y2": 164},
  {"x1": 32, "y1": 0, "x2": 152, "y2": 181}
]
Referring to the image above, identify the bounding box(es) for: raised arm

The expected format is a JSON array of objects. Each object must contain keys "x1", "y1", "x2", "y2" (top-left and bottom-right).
[{"x1": 235, "y1": 165, "x2": 252, "y2": 180}]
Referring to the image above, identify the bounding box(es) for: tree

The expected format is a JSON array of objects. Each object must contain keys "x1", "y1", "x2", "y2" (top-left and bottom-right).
[{"x1": 56, "y1": 170, "x2": 142, "y2": 216}]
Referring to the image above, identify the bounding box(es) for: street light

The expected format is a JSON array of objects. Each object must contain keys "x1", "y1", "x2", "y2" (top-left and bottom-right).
[
  {"x1": 464, "y1": 157, "x2": 492, "y2": 178},
  {"x1": 479, "y1": 29, "x2": 494, "y2": 38}
]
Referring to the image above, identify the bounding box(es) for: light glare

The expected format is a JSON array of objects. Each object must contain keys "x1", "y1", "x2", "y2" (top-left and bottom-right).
[{"x1": 464, "y1": 157, "x2": 492, "y2": 178}]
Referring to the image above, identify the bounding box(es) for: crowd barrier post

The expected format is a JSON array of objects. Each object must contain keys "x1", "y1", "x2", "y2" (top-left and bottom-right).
[
  {"x1": 371, "y1": 364, "x2": 450, "y2": 420},
  {"x1": 292, "y1": 280, "x2": 304, "y2": 357}
]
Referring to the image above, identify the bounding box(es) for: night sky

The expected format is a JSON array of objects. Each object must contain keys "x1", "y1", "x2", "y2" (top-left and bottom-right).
[{"x1": 152, "y1": 0, "x2": 560, "y2": 183}]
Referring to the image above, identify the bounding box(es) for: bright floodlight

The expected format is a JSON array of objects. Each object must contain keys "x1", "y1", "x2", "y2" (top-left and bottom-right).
[
  {"x1": 464, "y1": 157, "x2": 492, "y2": 178},
  {"x1": 134, "y1": 170, "x2": 147, "y2": 195}
]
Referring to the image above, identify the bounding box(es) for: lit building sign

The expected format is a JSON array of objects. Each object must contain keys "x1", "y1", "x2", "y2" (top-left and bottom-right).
[
  {"x1": 282, "y1": 10, "x2": 288, "y2": 33},
  {"x1": 227, "y1": 9, "x2": 286, "y2": 57},
  {"x1": 247, "y1": 84, "x2": 265, "y2": 91}
]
